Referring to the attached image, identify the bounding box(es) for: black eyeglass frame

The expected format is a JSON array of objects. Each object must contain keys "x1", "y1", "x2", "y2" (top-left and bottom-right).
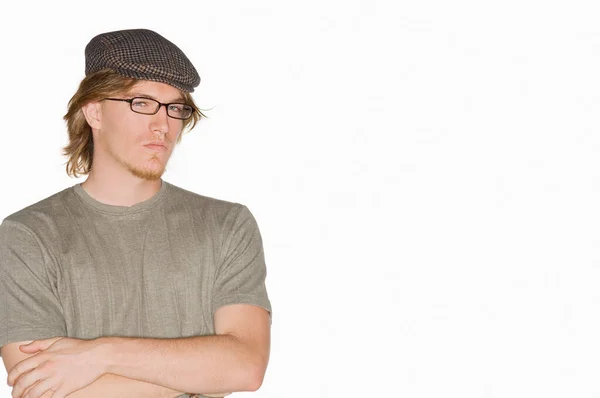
[{"x1": 102, "y1": 97, "x2": 196, "y2": 120}]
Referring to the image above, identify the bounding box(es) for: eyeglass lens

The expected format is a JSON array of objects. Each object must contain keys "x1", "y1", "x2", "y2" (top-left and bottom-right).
[{"x1": 130, "y1": 97, "x2": 193, "y2": 119}]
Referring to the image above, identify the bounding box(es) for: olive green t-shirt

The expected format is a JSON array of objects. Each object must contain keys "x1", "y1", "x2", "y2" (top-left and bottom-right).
[{"x1": 0, "y1": 180, "x2": 271, "y2": 396}]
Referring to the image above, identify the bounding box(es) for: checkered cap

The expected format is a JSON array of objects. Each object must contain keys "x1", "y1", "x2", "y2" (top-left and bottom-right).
[{"x1": 85, "y1": 29, "x2": 200, "y2": 92}]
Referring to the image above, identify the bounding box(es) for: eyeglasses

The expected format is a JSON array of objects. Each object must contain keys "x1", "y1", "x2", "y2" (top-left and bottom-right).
[{"x1": 102, "y1": 97, "x2": 195, "y2": 120}]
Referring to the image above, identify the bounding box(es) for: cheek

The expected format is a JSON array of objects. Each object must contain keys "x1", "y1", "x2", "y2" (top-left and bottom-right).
[
  {"x1": 102, "y1": 117, "x2": 146, "y2": 152},
  {"x1": 168, "y1": 120, "x2": 184, "y2": 139}
]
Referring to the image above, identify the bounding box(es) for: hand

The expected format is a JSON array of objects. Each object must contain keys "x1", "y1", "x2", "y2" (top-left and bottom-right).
[{"x1": 7, "y1": 337, "x2": 107, "y2": 398}]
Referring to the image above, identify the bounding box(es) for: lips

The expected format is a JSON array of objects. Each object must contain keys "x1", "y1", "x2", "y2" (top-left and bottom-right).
[{"x1": 144, "y1": 143, "x2": 167, "y2": 151}]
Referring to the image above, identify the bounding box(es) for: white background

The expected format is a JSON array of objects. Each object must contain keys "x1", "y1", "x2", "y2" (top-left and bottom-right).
[{"x1": 1, "y1": 0, "x2": 600, "y2": 397}]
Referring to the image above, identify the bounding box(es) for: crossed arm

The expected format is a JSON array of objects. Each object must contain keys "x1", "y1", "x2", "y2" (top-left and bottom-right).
[{"x1": 2, "y1": 304, "x2": 271, "y2": 398}]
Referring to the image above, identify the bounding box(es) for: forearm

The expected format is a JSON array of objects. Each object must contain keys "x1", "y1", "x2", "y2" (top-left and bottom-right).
[
  {"x1": 66, "y1": 373, "x2": 184, "y2": 398},
  {"x1": 97, "y1": 334, "x2": 265, "y2": 394},
  {"x1": 25, "y1": 373, "x2": 183, "y2": 398},
  {"x1": 21, "y1": 370, "x2": 229, "y2": 398}
]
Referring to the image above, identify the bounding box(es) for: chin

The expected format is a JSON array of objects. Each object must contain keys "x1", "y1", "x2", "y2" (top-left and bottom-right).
[
  {"x1": 131, "y1": 168, "x2": 164, "y2": 181},
  {"x1": 125, "y1": 159, "x2": 166, "y2": 181}
]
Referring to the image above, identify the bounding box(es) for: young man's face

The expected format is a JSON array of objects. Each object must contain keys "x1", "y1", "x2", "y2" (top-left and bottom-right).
[{"x1": 92, "y1": 80, "x2": 186, "y2": 181}]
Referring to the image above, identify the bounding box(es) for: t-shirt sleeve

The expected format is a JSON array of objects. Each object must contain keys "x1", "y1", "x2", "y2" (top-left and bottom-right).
[
  {"x1": 212, "y1": 205, "x2": 272, "y2": 320},
  {"x1": 0, "y1": 220, "x2": 67, "y2": 355}
]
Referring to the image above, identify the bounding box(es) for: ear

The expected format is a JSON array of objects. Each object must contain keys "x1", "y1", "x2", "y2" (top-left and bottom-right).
[{"x1": 81, "y1": 101, "x2": 102, "y2": 130}]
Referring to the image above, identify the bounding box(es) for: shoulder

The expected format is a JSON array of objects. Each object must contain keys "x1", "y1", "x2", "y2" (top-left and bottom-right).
[
  {"x1": 1, "y1": 187, "x2": 73, "y2": 238},
  {"x1": 162, "y1": 183, "x2": 263, "y2": 251},
  {"x1": 163, "y1": 181, "x2": 251, "y2": 221}
]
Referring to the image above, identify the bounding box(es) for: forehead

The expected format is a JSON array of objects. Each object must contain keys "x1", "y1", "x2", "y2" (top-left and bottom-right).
[{"x1": 125, "y1": 80, "x2": 185, "y2": 102}]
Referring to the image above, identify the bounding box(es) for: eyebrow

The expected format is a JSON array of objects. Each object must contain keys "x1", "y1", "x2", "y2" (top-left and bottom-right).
[{"x1": 127, "y1": 92, "x2": 186, "y2": 103}]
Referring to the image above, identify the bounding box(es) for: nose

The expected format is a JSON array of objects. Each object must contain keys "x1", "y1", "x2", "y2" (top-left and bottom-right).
[{"x1": 149, "y1": 104, "x2": 170, "y2": 135}]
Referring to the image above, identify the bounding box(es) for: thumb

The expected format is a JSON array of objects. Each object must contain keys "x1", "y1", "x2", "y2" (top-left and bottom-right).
[{"x1": 20, "y1": 337, "x2": 62, "y2": 353}]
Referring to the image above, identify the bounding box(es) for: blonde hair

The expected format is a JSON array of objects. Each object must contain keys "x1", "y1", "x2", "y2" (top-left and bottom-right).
[{"x1": 63, "y1": 69, "x2": 204, "y2": 178}]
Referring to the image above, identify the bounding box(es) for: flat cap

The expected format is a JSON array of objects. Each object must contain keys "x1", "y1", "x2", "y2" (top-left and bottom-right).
[{"x1": 85, "y1": 29, "x2": 200, "y2": 92}]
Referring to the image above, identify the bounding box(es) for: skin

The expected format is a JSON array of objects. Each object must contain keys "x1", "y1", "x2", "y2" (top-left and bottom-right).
[
  {"x1": 6, "y1": 302, "x2": 270, "y2": 397},
  {"x1": 2, "y1": 81, "x2": 267, "y2": 398},
  {"x1": 7, "y1": 304, "x2": 270, "y2": 398},
  {"x1": 81, "y1": 80, "x2": 185, "y2": 206}
]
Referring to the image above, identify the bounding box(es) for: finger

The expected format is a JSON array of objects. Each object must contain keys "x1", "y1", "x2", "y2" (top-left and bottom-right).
[
  {"x1": 22, "y1": 378, "x2": 54, "y2": 398},
  {"x1": 11, "y1": 369, "x2": 43, "y2": 398},
  {"x1": 20, "y1": 379, "x2": 39, "y2": 398},
  {"x1": 7, "y1": 358, "x2": 42, "y2": 387},
  {"x1": 19, "y1": 344, "x2": 42, "y2": 354},
  {"x1": 48, "y1": 385, "x2": 69, "y2": 398},
  {"x1": 20, "y1": 338, "x2": 62, "y2": 353}
]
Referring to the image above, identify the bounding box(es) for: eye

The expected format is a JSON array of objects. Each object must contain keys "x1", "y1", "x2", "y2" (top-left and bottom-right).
[
  {"x1": 132, "y1": 99, "x2": 151, "y2": 108},
  {"x1": 168, "y1": 104, "x2": 184, "y2": 113}
]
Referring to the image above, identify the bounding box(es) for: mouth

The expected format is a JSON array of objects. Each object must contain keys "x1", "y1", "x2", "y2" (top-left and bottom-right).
[{"x1": 144, "y1": 143, "x2": 167, "y2": 151}]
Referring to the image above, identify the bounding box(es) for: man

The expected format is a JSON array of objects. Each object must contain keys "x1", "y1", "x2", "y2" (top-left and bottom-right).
[{"x1": 0, "y1": 29, "x2": 271, "y2": 398}]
